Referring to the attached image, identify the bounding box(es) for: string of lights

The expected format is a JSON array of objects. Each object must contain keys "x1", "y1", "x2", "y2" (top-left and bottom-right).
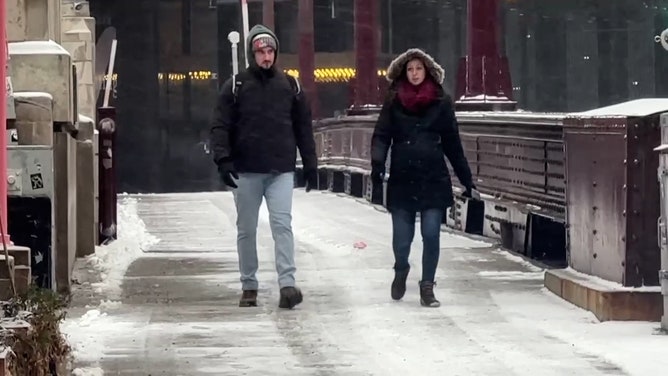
[{"x1": 104, "y1": 68, "x2": 389, "y2": 84}]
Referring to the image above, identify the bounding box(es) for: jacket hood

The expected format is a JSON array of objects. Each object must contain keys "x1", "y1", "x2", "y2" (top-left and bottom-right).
[
  {"x1": 247, "y1": 24, "x2": 280, "y2": 68},
  {"x1": 386, "y1": 48, "x2": 445, "y2": 85}
]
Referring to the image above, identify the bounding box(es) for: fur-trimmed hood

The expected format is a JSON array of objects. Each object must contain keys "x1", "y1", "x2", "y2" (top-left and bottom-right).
[{"x1": 386, "y1": 48, "x2": 445, "y2": 85}]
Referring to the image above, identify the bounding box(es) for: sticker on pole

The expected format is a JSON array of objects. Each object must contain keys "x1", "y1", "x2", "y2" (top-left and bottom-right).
[{"x1": 30, "y1": 173, "x2": 44, "y2": 190}]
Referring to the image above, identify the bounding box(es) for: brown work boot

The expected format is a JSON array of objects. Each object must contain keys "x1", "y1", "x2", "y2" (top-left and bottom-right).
[{"x1": 239, "y1": 290, "x2": 258, "y2": 307}]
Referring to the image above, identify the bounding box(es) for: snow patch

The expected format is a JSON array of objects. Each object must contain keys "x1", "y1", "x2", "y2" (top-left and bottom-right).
[
  {"x1": 72, "y1": 367, "x2": 104, "y2": 376},
  {"x1": 478, "y1": 270, "x2": 545, "y2": 280},
  {"x1": 80, "y1": 196, "x2": 159, "y2": 296},
  {"x1": 61, "y1": 309, "x2": 139, "y2": 365},
  {"x1": 575, "y1": 98, "x2": 668, "y2": 117},
  {"x1": 8, "y1": 40, "x2": 70, "y2": 55},
  {"x1": 494, "y1": 290, "x2": 668, "y2": 376},
  {"x1": 441, "y1": 231, "x2": 492, "y2": 249},
  {"x1": 78, "y1": 114, "x2": 95, "y2": 124},
  {"x1": 458, "y1": 94, "x2": 513, "y2": 101},
  {"x1": 318, "y1": 163, "x2": 368, "y2": 174},
  {"x1": 12, "y1": 91, "x2": 54, "y2": 100},
  {"x1": 559, "y1": 267, "x2": 661, "y2": 292},
  {"x1": 87, "y1": 300, "x2": 122, "y2": 311},
  {"x1": 492, "y1": 248, "x2": 544, "y2": 272}
]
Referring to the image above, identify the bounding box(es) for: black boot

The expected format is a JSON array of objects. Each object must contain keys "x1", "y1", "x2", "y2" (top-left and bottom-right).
[
  {"x1": 279, "y1": 286, "x2": 303, "y2": 309},
  {"x1": 391, "y1": 267, "x2": 410, "y2": 300},
  {"x1": 419, "y1": 281, "x2": 440, "y2": 307},
  {"x1": 239, "y1": 290, "x2": 258, "y2": 307}
]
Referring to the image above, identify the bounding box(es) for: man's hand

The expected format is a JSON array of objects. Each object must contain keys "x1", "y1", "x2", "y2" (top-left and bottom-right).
[
  {"x1": 304, "y1": 169, "x2": 318, "y2": 192},
  {"x1": 217, "y1": 161, "x2": 239, "y2": 189}
]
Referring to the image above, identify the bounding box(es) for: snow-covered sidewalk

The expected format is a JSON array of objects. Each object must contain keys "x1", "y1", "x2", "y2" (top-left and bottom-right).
[
  {"x1": 62, "y1": 195, "x2": 159, "y2": 375},
  {"x1": 61, "y1": 191, "x2": 666, "y2": 375}
]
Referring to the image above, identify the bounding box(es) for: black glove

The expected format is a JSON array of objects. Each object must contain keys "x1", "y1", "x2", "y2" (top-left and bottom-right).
[
  {"x1": 462, "y1": 185, "x2": 481, "y2": 200},
  {"x1": 304, "y1": 169, "x2": 318, "y2": 192},
  {"x1": 217, "y1": 161, "x2": 239, "y2": 189},
  {"x1": 370, "y1": 163, "x2": 385, "y2": 188}
]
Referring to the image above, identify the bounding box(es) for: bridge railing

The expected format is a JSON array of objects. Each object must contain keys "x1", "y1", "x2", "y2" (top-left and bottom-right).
[
  {"x1": 297, "y1": 99, "x2": 668, "y2": 287},
  {"x1": 298, "y1": 111, "x2": 567, "y2": 261}
]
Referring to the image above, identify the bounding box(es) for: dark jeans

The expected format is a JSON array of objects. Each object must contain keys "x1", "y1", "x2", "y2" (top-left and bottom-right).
[{"x1": 391, "y1": 208, "x2": 444, "y2": 283}]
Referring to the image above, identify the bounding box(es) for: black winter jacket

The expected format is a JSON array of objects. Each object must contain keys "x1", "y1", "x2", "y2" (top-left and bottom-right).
[
  {"x1": 209, "y1": 25, "x2": 317, "y2": 174},
  {"x1": 371, "y1": 93, "x2": 474, "y2": 212}
]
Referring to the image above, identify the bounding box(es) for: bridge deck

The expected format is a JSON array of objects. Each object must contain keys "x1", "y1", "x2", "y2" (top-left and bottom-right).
[{"x1": 62, "y1": 191, "x2": 662, "y2": 375}]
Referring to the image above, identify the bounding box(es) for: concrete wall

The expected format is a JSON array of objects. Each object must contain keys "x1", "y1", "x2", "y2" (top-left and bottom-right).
[
  {"x1": 60, "y1": 1, "x2": 98, "y2": 260},
  {"x1": 7, "y1": 0, "x2": 61, "y2": 42},
  {"x1": 7, "y1": 0, "x2": 99, "y2": 293},
  {"x1": 61, "y1": 0, "x2": 96, "y2": 120}
]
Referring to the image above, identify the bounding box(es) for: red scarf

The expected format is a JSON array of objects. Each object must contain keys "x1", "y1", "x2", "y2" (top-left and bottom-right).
[{"x1": 396, "y1": 78, "x2": 439, "y2": 113}]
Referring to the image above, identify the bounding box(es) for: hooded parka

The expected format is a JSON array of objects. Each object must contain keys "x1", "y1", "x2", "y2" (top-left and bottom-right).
[
  {"x1": 209, "y1": 24, "x2": 317, "y2": 175},
  {"x1": 371, "y1": 48, "x2": 474, "y2": 212}
]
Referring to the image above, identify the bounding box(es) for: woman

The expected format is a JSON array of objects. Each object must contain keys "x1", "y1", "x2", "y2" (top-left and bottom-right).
[{"x1": 370, "y1": 48, "x2": 477, "y2": 307}]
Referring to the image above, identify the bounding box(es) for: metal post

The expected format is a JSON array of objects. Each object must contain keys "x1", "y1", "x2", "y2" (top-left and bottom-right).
[
  {"x1": 351, "y1": 0, "x2": 380, "y2": 114},
  {"x1": 228, "y1": 31, "x2": 240, "y2": 76},
  {"x1": 455, "y1": 0, "x2": 516, "y2": 111},
  {"x1": 298, "y1": 0, "x2": 319, "y2": 118},
  {"x1": 0, "y1": 0, "x2": 9, "y2": 244},
  {"x1": 263, "y1": 0, "x2": 275, "y2": 30},
  {"x1": 97, "y1": 107, "x2": 117, "y2": 244},
  {"x1": 97, "y1": 36, "x2": 118, "y2": 244},
  {"x1": 241, "y1": 0, "x2": 250, "y2": 68}
]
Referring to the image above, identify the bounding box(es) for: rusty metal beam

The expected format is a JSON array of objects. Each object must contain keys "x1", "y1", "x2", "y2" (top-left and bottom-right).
[
  {"x1": 263, "y1": 0, "x2": 274, "y2": 30},
  {"x1": 456, "y1": 0, "x2": 516, "y2": 111},
  {"x1": 352, "y1": 0, "x2": 379, "y2": 112},
  {"x1": 298, "y1": 0, "x2": 319, "y2": 118}
]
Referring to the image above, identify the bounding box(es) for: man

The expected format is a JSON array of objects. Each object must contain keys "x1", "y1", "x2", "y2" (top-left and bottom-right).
[{"x1": 210, "y1": 24, "x2": 318, "y2": 309}]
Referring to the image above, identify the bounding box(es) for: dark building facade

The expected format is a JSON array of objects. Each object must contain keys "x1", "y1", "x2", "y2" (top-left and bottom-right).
[{"x1": 89, "y1": 0, "x2": 668, "y2": 193}]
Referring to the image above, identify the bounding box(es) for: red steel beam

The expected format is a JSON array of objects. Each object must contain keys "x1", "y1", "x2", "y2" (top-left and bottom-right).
[
  {"x1": 298, "y1": 0, "x2": 319, "y2": 118},
  {"x1": 263, "y1": 0, "x2": 274, "y2": 30},
  {"x1": 353, "y1": 0, "x2": 379, "y2": 109},
  {"x1": 456, "y1": 0, "x2": 515, "y2": 111}
]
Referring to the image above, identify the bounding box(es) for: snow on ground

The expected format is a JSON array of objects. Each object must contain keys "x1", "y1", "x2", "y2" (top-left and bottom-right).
[
  {"x1": 286, "y1": 191, "x2": 668, "y2": 376},
  {"x1": 77, "y1": 195, "x2": 159, "y2": 297},
  {"x1": 62, "y1": 195, "x2": 159, "y2": 374},
  {"x1": 72, "y1": 369, "x2": 104, "y2": 376},
  {"x1": 494, "y1": 288, "x2": 666, "y2": 376},
  {"x1": 559, "y1": 267, "x2": 662, "y2": 292},
  {"x1": 61, "y1": 191, "x2": 667, "y2": 375}
]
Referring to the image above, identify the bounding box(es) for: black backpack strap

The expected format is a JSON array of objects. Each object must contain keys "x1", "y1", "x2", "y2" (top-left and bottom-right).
[
  {"x1": 231, "y1": 72, "x2": 249, "y2": 103},
  {"x1": 286, "y1": 74, "x2": 301, "y2": 95},
  {"x1": 233, "y1": 72, "x2": 300, "y2": 103}
]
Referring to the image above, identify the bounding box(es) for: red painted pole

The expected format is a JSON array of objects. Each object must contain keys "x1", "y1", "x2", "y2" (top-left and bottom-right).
[
  {"x1": 468, "y1": 0, "x2": 499, "y2": 66},
  {"x1": 352, "y1": 0, "x2": 379, "y2": 112},
  {"x1": 263, "y1": 0, "x2": 275, "y2": 30},
  {"x1": 0, "y1": 0, "x2": 9, "y2": 243},
  {"x1": 298, "y1": 0, "x2": 319, "y2": 118},
  {"x1": 456, "y1": 0, "x2": 515, "y2": 111}
]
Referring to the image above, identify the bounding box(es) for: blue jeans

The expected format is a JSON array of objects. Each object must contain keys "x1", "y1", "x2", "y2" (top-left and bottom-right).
[
  {"x1": 391, "y1": 208, "x2": 444, "y2": 283},
  {"x1": 232, "y1": 172, "x2": 296, "y2": 290}
]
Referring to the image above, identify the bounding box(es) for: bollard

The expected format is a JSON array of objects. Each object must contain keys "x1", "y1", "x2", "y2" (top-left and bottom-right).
[{"x1": 97, "y1": 106, "x2": 117, "y2": 244}]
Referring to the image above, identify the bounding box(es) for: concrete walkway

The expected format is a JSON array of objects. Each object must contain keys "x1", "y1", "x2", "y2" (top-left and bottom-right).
[{"x1": 63, "y1": 191, "x2": 665, "y2": 375}]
